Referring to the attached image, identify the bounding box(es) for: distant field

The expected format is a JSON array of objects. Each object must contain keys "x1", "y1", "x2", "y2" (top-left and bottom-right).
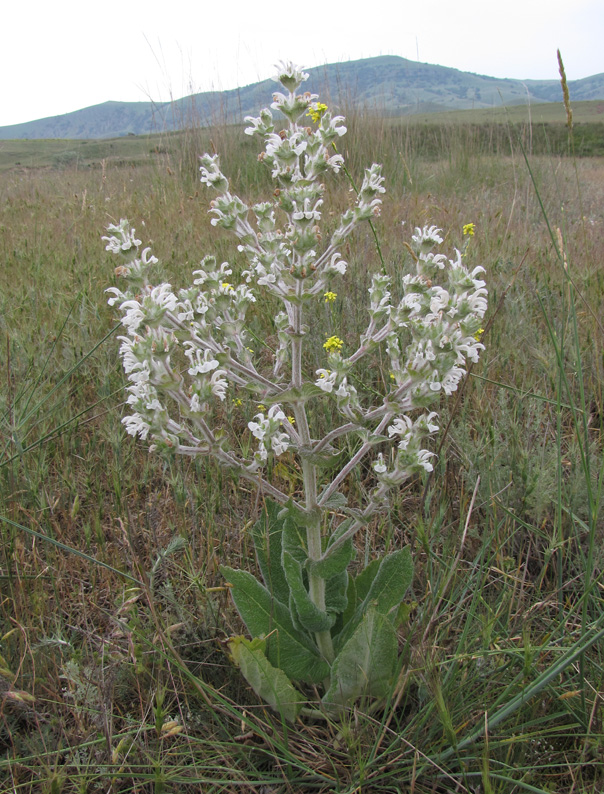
[
  {"x1": 1, "y1": 100, "x2": 602, "y2": 174},
  {"x1": 0, "y1": 134, "x2": 166, "y2": 172},
  {"x1": 409, "y1": 98, "x2": 604, "y2": 124}
]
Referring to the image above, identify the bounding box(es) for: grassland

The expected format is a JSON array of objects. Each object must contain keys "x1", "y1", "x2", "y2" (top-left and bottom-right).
[
  {"x1": 0, "y1": 111, "x2": 603, "y2": 793},
  {"x1": 1, "y1": 100, "x2": 603, "y2": 174}
]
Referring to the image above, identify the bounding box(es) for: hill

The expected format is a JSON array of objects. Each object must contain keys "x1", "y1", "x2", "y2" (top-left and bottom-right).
[{"x1": 1, "y1": 55, "x2": 603, "y2": 140}]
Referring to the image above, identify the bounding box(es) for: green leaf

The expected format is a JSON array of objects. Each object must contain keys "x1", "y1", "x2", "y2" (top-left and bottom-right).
[
  {"x1": 336, "y1": 574, "x2": 357, "y2": 633},
  {"x1": 282, "y1": 516, "x2": 308, "y2": 566},
  {"x1": 282, "y1": 551, "x2": 336, "y2": 633},
  {"x1": 301, "y1": 446, "x2": 342, "y2": 469},
  {"x1": 250, "y1": 500, "x2": 290, "y2": 604},
  {"x1": 317, "y1": 490, "x2": 348, "y2": 510},
  {"x1": 354, "y1": 558, "x2": 381, "y2": 603},
  {"x1": 228, "y1": 636, "x2": 305, "y2": 723},
  {"x1": 361, "y1": 547, "x2": 413, "y2": 616},
  {"x1": 220, "y1": 566, "x2": 329, "y2": 683},
  {"x1": 264, "y1": 382, "x2": 324, "y2": 406},
  {"x1": 308, "y1": 519, "x2": 355, "y2": 580},
  {"x1": 323, "y1": 607, "x2": 398, "y2": 711},
  {"x1": 325, "y1": 570, "x2": 348, "y2": 614},
  {"x1": 334, "y1": 549, "x2": 413, "y2": 651}
]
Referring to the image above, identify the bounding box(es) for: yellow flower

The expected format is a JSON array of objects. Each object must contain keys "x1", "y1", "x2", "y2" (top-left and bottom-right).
[
  {"x1": 287, "y1": 416, "x2": 296, "y2": 425},
  {"x1": 474, "y1": 328, "x2": 485, "y2": 342},
  {"x1": 232, "y1": 398, "x2": 243, "y2": 407},
  {"x1": 307, "y1": 102, "x2": 328, "y2": 123},
  {"x1": 323, "y1": 335, "x2": 343, "y2": 353},
  {"x1": 463, "y1": 223, "x2": 476, "y2": 237},
  {"x1": 257, "y1": 404, "x2": 266, "y2": 412},
  {"x1": 323, "y1": 291, "x2": 337, "y2": 303},
  {"x1": 221, "y1": 282, "x2": 234, "y2": 290}
]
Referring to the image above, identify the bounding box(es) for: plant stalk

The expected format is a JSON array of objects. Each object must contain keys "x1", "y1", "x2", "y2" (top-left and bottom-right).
[{"x1": 292, "y1": 289, "x2": 335, "y2": 665}]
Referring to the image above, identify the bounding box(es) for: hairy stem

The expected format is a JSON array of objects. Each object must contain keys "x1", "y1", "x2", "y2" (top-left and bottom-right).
[{"x1": 291, "y1": 283, "x2": 335, "y2": 664}]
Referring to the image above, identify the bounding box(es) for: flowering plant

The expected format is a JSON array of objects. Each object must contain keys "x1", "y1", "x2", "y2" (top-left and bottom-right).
[{"x1": 104, "y1": 61, "x2": 487, "y2": 720}]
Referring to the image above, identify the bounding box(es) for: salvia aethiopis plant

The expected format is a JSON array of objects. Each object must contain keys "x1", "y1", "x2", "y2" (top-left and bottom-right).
[{"x1": 104, "y1": 61, "x2": 487, "y2": 720}]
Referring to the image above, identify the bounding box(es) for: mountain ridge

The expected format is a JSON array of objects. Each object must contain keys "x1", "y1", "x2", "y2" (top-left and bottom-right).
[{"x1": 2, "y1": 55, "x2": 603, "y2": 140}]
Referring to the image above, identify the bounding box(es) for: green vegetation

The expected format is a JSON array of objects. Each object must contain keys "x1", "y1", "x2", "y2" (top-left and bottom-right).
[
  {"x1": 1, "y1": 107, "x2": 603, "y2": 792},
  {"x1": 1, "y1": 100, "x2": 603, "y2": 176}
]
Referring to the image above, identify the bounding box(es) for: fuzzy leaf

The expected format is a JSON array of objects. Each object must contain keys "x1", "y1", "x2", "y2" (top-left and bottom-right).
[
  {"x1": 282, "y1": 514, "x2": 308, "y2": 565},
  {"x1": 323, "y1": 607, "x2": 398, "y2": 711},
  {"x1": 309, "y1": 520, "x2": 355, "y2": 580},
  {"x1": 334, "y1": 550, "x2": 413, "y2": 651},
  {"x1": 282, "y1": 551, "x2": 336, "y2": 632},
  {"x1": 361, "y1": 547, "x2": 413, "y2": 616},
  {"x1": 229, "y1": 636, "x2": 305, "y2": 723},
  {"x1": 250, "y1": 500, "x2": 290, "y2": 604},
  {"x1": 220, "y1": 566, "x2": 329, "y2": 683},
  {"x1": 317, "y1": 490, "x2": 348, "y2": 510},
  {"x1": 264, "y1": 382, "x2": 324, "y2": 405},
  {"x1": 325, "y1": 570, "x2": 348, "y2": 614},
  {"x1": 337, "y1": 574, "x2": 357, "y2": 633},
  {"x1": 302, "y1": 446, "x2": 342, "y2": 468},
  {"x1": 354, "y1": 558, "x2": 381, "y2": 603}
]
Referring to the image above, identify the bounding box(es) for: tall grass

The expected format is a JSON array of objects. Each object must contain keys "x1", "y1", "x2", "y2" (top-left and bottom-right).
[{"x1": 0, "y1": 110, "x2": 602, "y2": 792}]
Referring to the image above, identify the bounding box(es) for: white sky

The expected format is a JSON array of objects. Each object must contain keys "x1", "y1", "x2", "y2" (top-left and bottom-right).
[{"x1": 2, "y1": 0, "x2": 602, "y2": 128}]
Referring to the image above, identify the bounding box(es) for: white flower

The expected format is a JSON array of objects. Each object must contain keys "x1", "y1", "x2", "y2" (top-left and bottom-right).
[
  {"x1": 270, "y1": 433, "x2": 290, "y2": 456},
  {"x1": 210, "y1": 371, "x2": 228, "y2": 401},
  {"x1": 149, "y1": 283, "x2": 178, "y2": 313},
  {"x1": 106, "y1": 287, "x2": 127, "y2": 307},
  {"x1": 119, "y1": 299, "x2": 145, "y2": 334},
  {"x1": 388, "y1": 416, "x2": 413, "y2": 439},
  {"x1": 373, "y1": 453, "x2": 387, "y2": 475},
  {"x1": 103, "y1": 219, "x2": 141, "y2": 254},
  {"x1": 416, "y1": 449, "x2": 435, "y2": 472},
  {"x1": 272, "y1": 61, "x2": 309, "y2": 89},
  {"x1": 466, "y1": 288, "x2": 488, "y2": 316},
  {"x1": 412, "y1": 225, "x2": 443, "y2": 248},
  {"x1": 326, "y1": 253, "x2": 347, "y2": 275},
  {"x1": 122, "y1": 413, "x2": 150, "y2": 439},
  {"x1": 335, "y1": 379, "x2": 350, "y2": 398},
  {"x1": 248, "y1": 414, "x2": 267, "y2": 440},
  {"x1": 441, "y1": 366, "x2": 465, "y2": 395},
  {"x1": 185, "y1": 345, "x2": 220, "y2": 376},
  {"x1": 315, "y1": 369, "x2": 336, "y2": 393},
  {"x1": 248, "y1": 405, "x2": 288, "y2": 461},
  {"x1": 419, "y1": 412, "x2": 439, "y2": 434},
  {"x1": 430, "y1": 288, "x2": 450, "y2": 314},
  {"x1": 267, "y1": 405, "x2": 286, "y2": 423},
  {"x1": 190, "y1": 393, "x2": 204, "y2": 413}
]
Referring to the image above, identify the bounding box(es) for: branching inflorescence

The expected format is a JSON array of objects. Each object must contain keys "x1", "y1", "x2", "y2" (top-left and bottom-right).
[{"x1": 104, "y1": 61, "x2": 487, "y2": 719}]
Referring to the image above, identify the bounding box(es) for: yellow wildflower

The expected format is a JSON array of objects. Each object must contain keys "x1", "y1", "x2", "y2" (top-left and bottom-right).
[
  {"x1": 463, "y1": 223, "x2": 476, "y2": 237},
  {"x1": 323, "y1": 336, "x2": 343, "y2": 353},
  {"x1": 323, "y1": 291, "x2": 337, "y2": 303},
  {"x1": 287, "y1": 416, "x2": 296, "y2": 425},
  {"x1": 257, "y1": 404, "x2": 266, "y2": 412},
  {"x1": 474, "y1": 328, "x2": 485, "y2": 342},
  {"x1": 307, "y1": 102, "x2": 328, "y2": 123},
  {"x1": 232, "y1": 398, "x2": 243, "y2": 407}
]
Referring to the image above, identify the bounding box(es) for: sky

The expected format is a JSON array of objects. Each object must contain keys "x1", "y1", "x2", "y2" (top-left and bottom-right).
[{"x1": 2, "y1": 0, "x2": 602, "y2": 128}]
